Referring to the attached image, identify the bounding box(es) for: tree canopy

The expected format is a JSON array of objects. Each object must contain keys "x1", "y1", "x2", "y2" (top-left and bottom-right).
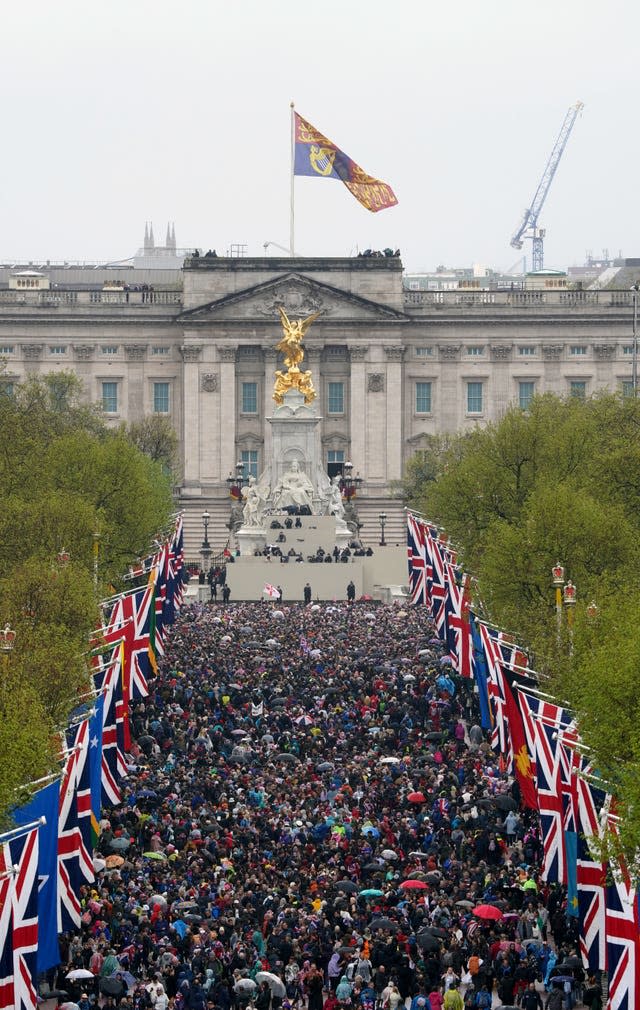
[
  {"x1": 404, "y1": 392, "x2": 640, "y2": 867},
  {"x1": 0, "y1": 372, "x2": 173, "y2": 822}
]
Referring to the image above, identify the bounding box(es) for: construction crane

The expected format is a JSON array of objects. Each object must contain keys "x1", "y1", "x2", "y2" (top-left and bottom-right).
[{"x1": 510, "y1": 101, "x2": 584, "y2": 272}]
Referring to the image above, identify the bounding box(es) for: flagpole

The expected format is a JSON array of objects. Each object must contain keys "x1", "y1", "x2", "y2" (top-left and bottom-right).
[
  {"x1": 0, "y1": 816, "x2": 46, "y2": 846},
  {"x1": 290, "y1": 101, "x2": 295, "y2": 257}
]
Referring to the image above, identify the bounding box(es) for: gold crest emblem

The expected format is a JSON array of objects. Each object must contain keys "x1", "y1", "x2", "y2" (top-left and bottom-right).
[{"x1": 309, "y1": 145, "x2": 336, "y2": 176}]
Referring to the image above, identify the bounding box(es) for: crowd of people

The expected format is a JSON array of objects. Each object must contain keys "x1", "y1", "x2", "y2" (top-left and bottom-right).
[{"x1": 47, "y1": 601, "x2": 599, "y2": 1010}]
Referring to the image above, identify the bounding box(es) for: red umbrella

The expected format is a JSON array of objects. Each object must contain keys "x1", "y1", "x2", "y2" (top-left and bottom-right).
[
  {"x1": 407, "y1": 791, "x2": 426, "y2": 803},
  {"x1": 472, "y1": 904, "x2": 503, "y2": 921},
  {"x1": 400, "y1": 879, "x2": 429, "y2": 890}
]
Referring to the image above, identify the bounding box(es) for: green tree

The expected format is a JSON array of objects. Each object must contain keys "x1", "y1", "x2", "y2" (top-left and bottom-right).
[
  {"x1": 405, "y1": 392, "x2": 640, "y2": 871},
  {"x1": 125, "y1": 415, "x2": 180, "y2": 477}
]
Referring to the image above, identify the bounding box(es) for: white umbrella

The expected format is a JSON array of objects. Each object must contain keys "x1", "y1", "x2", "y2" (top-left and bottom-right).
[
  {"x1": 66, "y1": 968, "x2": 95, "y2": 980},
  {"x1": 381, "y1": 849, "x2": 398, "y2": 861},
  {"x1": 235, "y1": 979, "x2": 257, "y2": 992},
  {"x1": 380, "y1": 756, "x2": 401, "y2": 764},
  {"x1": 256, "y1": 972, "x2": 287, "y2": 998}
]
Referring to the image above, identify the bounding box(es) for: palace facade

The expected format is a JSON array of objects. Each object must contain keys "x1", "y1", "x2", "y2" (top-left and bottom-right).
[{"x1": 0, "y1": 255, "x2": 635, "y2": 551}]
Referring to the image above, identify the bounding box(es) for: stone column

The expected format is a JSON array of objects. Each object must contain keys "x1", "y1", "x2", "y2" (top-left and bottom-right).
[
  {"x1": 489, "y1": 344, "x2": 513, "y2": 418},
  {"x1": 348, "y1": 344, "x2": 367, "y2": 471},
  {"x1": 384, "y1": 346, "x2": 405, "y2": 481},
  {"x1": 180, "y1": 344, "x2": 203, "y2": 490},
  {"x1": 219, "y1": 345, "x2": 237, "y2": 480},
  {"x1": 262, "y1": 347, "x2": 278, "y2": 468},
  {"x1": 22, "y1": 344, "x2": 43, "y2": 375},
  {"x1": 199, "y1": 370, "x2": 220, "y2": 483},
  {"x1": 438, "y1": 345, "x2": 461, "y2": 431},
  {"x1": 541, "y1": 344, "x2": 565, "y2": 396},
  {"x1": 72, "y1": 345, "x2": 95, "y2": 401},
  {"x1": 593, "y1": 343, "x2": 617, "y2": 392},
  {"x1": 124, "y1": 344, "x2": 147, "y2": 421}
]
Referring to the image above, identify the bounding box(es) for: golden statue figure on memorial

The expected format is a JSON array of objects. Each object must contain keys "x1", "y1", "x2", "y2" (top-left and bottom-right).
[{"x1": 273, "y1": 306, "x2": 320, "y2": 405}]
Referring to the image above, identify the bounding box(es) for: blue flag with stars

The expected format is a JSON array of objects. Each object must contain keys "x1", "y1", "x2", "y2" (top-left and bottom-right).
[{"x1": 89, "y1": 694, "x2": 104, "y2": 846}]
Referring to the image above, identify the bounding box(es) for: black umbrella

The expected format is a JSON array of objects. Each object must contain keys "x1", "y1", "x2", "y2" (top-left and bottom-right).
[
  {"x1": 271, "y1": 698, "x2": 287, "y2": 707},
  {"x1": 416, "y1": 934, "x2": 440, "y2": 951},
  {"x1": 333, "y1": 880, "x2": 358, "y2": 893},
  {"x1": 493, "y1": 795, "x2": 518, "y2": 812},
  {"x1": 369, "y1": 918, "x2": 398, "y2": 931},
  {"x1": 275, "y1": 753, "x2": 299, "y2": 763},
  {"x1": 100, "y1": 978, "x2": 123, "y2": 996},
  {"x1": 184, "y1": 913, "x2": 203, "y2": 923},
  {"x1": 419, "y1": 926, "x2": 448, "y2": 939}
]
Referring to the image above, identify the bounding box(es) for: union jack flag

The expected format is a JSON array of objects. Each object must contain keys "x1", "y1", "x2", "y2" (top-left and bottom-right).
[
  {"x1": 100, "y1": 581, "x2": 154, "y2": 703},
  {"x1": 518, "y1": 691, "x2": 570, "y2": 882},
  {"x1": 407, "y1": 513, "x2": 430, "y2": 606},
  {"x1": 444, "y1": 563, "x2": 473, "y2": 678},
  {"x1": 0, "y1": 840, "x2": 15, "y2": 1010},
  {"x1": 96, "y1": 648, "x2": 127, "y2": 805},
  {"x1": 424, "y1": 526, "x2": 449, "y2": 636},
  {"x1": 57, "y1": 719, "x2": 94, "y2": 932},
  {"x1": 604, "y1": 845, "x2": 640, "y2": 1010},
  {"x1": 9, "y1": 829, "x2": 39, "y2": 1010},
  {"x1": 0, "y1": 827, "x2": 40, "y2": 1010}
]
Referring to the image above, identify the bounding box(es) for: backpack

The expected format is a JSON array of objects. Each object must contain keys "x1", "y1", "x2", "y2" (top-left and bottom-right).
[{"x1": 475, "y1": 992, "x2": 491, "y2": 1009}]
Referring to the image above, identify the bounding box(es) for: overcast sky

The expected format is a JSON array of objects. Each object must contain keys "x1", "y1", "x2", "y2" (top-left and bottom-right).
[{"x1": 1, "y1": 0, "x2": 637, "y2": 273}]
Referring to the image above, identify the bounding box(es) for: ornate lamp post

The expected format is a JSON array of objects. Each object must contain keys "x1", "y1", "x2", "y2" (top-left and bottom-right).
[
  {"x1": 201, "y1": 511, "x2": 212, "y2": 569},
  {"x1": 341, "y1": 461, "x2": 363, "y2": 501},
  {"x1": 378, "y1": 512, "x2": 387, "y2": 547},
  {"x1": 0, "y1": 624, "x2": 16, "y2": 678},
  {"x1": 552, "y1": 562, "x2": 565, "y2": 641}
]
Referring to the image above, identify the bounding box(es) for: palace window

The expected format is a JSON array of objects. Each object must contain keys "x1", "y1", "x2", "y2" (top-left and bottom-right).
[
  {"x1": 327, "y1": 381, "x2": 344, "y2": 414},
  {"x1": 241, "y1": 450, "x2": 258, "y2": 479},
  {"x1": 241, "y1": 381, "x2": 258, "y2": 414},
  {"x1": 151, "y1": 345, "x2": 170, "y2": 356},
  {"x1": 153, "y1": 382, "x2": 170, "y2": 414},
  {"x1": 569, "y1": 380, "x2": 587, "y2": 400},
  {"x1": 518, "y1": 346, "x2": 536, "y2": 356},
  {"x1": 415, "y1": 381, "x2": 432, "y2": 413},
  {"x1": 467, "y1": 381, "x2": 483, "y2": 413},
  {"x1": 415, "y1": 347, "x2": 433, "y2": 357},
  {"x1": 0, "y1": 346, "x2": 15, "y2": 356},
  {"x1": 569, "y1": 345, "x2": 588, "y2": 356},
  {"x1": 327, "y1": 449, "x2": 345, "y2": 478},
  {"x1": 519, "y1": 381, "x2": 535, "y2": 410},
  {"x1": 466, "y1": 346, "x2": 485, "y2": 356},
  {"x1": 622, "y1": 380, "x2": 635, "y2": 399},
  {"x1": 49, "y1": 345, "x2": 67, "y2": 355},
  {"x1": 101, "y1": 345, "x2": 118, "y2": 355},
  {"x1": 102, "y1": 381, "x2": 118, "y2": 413}
]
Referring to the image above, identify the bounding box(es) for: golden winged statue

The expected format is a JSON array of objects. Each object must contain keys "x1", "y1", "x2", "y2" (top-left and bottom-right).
[{"x1": 273, "y1": 306, "x2": 321, "y2": 405}]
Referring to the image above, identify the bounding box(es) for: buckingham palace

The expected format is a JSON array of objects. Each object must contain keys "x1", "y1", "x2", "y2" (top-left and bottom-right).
[{"x1": 0, "y1": 254, "x2": 636, "y2": 551}]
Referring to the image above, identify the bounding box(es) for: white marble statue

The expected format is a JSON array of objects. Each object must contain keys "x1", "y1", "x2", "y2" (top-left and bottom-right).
[
  {"x1": 272, "y1": 460, "x2": 314, "y2": 511},
  {"x1": 326, "y1": 475, "x2": 346, "y2": 520},
  {"x1": 242, "y1": 476, "x2": 268, "y2": 527}
]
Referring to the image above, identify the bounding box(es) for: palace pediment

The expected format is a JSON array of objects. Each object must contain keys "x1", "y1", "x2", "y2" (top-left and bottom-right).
[{"x1": 178, "y1": 272, "x2": 409, "y2": 325}]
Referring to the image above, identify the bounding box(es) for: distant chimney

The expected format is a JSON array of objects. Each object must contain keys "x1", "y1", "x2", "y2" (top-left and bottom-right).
[
  {"x1": 144, "y1": 222, "x2": 149, "y2": 254},
  {"x1": 148, "y1": 223, "x2": 155, "y2": 250}
]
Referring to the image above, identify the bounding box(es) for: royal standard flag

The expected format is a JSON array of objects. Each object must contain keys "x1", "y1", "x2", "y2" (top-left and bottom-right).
[{"x1": 294, "y1": 112, "x2": 397, "y2": 213}]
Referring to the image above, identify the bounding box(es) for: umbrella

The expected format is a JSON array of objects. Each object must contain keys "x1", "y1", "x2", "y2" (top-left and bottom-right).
[
  {"x1": 231, "y1": 728, "x2": 249, "y2": 736},
  {"x1": 235, "y1": 979, "x2": 257, "y2": 992},
  {"x1": 184, "y1": 913, "x2": 203, "y2": 923},
  {"x1": 407, "y1": 791, "x2": 426, "y2": 803},
  {"x1": 333, "y1": 880, "x2": 358, "y2": 893},
  {"x1": 493, "y1": 794, "x2": 518, "y2": 812},
  {"x1": 45, "y1": 993, "x2": 69, "y2": 1001},
  {"x1": 498, "y1": 941, "x2": 523, "y2": 952},
  {"x1": 369, "y1": 917, "x2": 398, "y2": 931},
  {"x1": 359, "y1": 889, "x2": 384, "y2": 897},
  {"x1": 416, "y1": 934, "x2": 441, "y2": 951},
  {"x1": 136, "y1": 788, "x2": 157, "y2": 799},
  {"x1": 174, "y1": 899, "x2": 198, "y2": 910},
  {"x1": 143, "y1": 851, "x2": 166, "y2": 861},
  {"x1": 150, "y1": 894, "x2": 167, "y2": 907},
  {"x1": 275, "y1": 753, "x2": 299, "y2": 763},
  {"x1": 108, "y1": 837, "x2": 130, "y2": 851},
  {"x1": 424, "y1": 872, "x2": 442, "y2": 884},
  {"x1": 105, "y1": 855, "x2": 124, "y2": 869},
  {"x1": 60, "y1": 1004, "x2": 80, "y2": 1010},
  {"x1": 256, "y1": 972, "x2": 287, "y2": 998},
  {"x1": 379, "y1": 756, "x2": 401, "y2": 764},
  {"x1": 271, "y1": 698, "x2": 287, "y2": 707},
  {"x1": 100, "y1": 978, "x2": 124, "y2": 995},
  {"x1": 400, "y1": 879, "x2": 429, "y2": 890},
  {"x1": 317, "y1": 762, "x2": 334, "y2": 772},
  {"x1": 408, "y1": 851, "x2": 429, "y2": 859},
  {"x1": 381, "y1": 849, "x2": 398, "y2": 860},
  {"x1": 472, "y1": 904, "x2": 503, "y2": 920},
  {"x1": 66, "y1": 969, "x2": 94, "y2": 980},
  {"x1": 550, "y1": 977, "x2": 574, "y2": 986},
  {"x1": 455, "y1": 900, "x2": 474, "y2": 909},
  {"x1": 111, "y1": 969, "x2": 136, "y2": 988}
]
